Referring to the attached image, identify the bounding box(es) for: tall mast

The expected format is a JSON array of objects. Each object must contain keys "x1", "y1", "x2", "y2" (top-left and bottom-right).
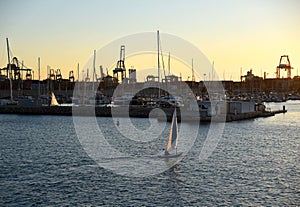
[
  {"x1": 38, "y1": 57, "x2": 41, "y2": 100},
  {"x1": 212, "y1": 61, "x2": 214, "y2": 81},
  {"x1": 168, "y1": 52, "x2": 171, "y2": 76},
  {"x1": 92, "y1": 50, "x2": 96, "y2": 93},
  {"x1": 77, "y1": 63, "x2": 80, "y2": 82},
  {"x1": 159, "y1": 38, "x2": 166, "y2": 81},
  {"x1": 6, "y1": 38, "x2": 13, "y2": 102},
  {"x1": 157, "y1": 30, "x2": 160, "y2": 83},
  {"x1": 192, "y1": 58, "x2": 195, "y2": 82},
  {"x1": 157, "y1": 30, "x2": 161, "y2": 98}
]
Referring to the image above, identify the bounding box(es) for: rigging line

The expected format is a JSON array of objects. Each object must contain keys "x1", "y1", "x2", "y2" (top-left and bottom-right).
[
  {"x1": 8, "y1": 45, "x2": 15, "y2": 63},
  {"x1": 168, "y1": 52, "x2": 170, "y2": 76},
  {"x1": 11, "y1": 56, "x2": 30, "y2": 69},
  {"x1": 159, "y1": 38, "x2": 166, "y2": 80},
  {"x1": 0, "y1": 50, "x2": 6, "y2": 67},
  {"x1": 19, "y1": 62, "x2": 30, "y2": 69},
  {"x1": 7, "y1": 43, "x2": 23, "y2": 67},
  {"x1": 0, "y1": 40, "x2": 7, "y2": 66}
]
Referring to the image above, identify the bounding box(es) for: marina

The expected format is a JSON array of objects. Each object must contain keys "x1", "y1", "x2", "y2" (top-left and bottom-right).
[
  {"x1": 0, "y1": 37, "x2": 296, "y2": 122},
  {"x1": 1, "y1": 1, "x2": 299, "y2": 206}
]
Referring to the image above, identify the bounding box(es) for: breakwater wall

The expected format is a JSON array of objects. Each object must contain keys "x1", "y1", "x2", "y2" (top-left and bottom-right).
[
  {"x1": 0, "y1": 105, "x2": 171, "y2": 118},
  {"x1": 0, "y1": 105, "x2": 286, "y2": 122}
]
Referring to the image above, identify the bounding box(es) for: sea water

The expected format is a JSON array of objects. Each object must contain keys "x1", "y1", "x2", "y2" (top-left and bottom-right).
[{"x1": 0, "y1": 101, "x2": 299, "y2": 206}]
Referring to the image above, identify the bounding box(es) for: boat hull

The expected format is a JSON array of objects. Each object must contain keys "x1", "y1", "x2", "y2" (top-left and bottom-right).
[{"x1": 158, "y1": 152, "x2": 183, "y2": 159}]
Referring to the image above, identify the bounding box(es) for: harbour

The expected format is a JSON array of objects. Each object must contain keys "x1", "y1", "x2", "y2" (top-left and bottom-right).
[
  {"x1": 1, "y1": 1, "x2": 299, "y2": 205},
  {"x1": 0, "y1": 37, "x2": 295, "y2": 123},
  {"x1": 0, "y1": 33, "x2": 296, "y2": 206}
]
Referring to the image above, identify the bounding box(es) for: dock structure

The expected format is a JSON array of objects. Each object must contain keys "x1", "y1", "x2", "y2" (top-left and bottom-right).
[{"x1": 0, "y1": 103, "x2": 287, "y2": 123}]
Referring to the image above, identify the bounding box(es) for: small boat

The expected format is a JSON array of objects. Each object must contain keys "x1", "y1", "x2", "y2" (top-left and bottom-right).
[
  {"x1": 161, "y1": 108, "x2": 183, "y2": 158},
  {"x1": 111, "y1": 95, "x2": 133, "y2": 106}
]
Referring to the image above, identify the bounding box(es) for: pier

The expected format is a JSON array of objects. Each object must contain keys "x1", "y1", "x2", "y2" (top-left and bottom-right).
[{"x1": 0, "y1": 104, "x2": 287, "y2": 123}]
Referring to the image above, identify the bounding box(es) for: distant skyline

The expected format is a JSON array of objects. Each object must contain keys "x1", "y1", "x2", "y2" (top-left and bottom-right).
[{"x1": 0, "y1": 0, "x2": 299, "y2": 81}]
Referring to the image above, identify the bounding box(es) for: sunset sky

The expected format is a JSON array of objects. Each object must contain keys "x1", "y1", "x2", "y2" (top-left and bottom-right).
[{"x1": 0, "y1": 0, "x2": 299, "y2": 81}]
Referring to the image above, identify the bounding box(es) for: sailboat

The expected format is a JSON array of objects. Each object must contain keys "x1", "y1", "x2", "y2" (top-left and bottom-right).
[
  {"x1": 50, "y1": 92, "x2": 59, "y2": 106},
  {"x1": 162, "y1": 108, "x2": 183, "y2": 158}
]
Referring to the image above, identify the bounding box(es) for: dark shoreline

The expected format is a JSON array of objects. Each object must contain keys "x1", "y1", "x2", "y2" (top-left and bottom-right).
[{"x1": 0, "y1": 105, "x2": 286, "y2": 123}]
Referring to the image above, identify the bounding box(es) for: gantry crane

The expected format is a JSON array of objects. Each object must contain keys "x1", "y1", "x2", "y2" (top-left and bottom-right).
[
  {"x1": 69, "y1": 70, "x2": 74, "y2": 82},
  {"x1": 0, "y1": 56, "x2": 33, "y2": 80},
  {"x1": 113, "y1": 45, "x2": 126, "y2": 81},
  {"x1": 56, "y1": 69, "x2": 62, "y2": 81},
  {"x1": 276, "y1": 55, "x2": 293, "y2": 79}
]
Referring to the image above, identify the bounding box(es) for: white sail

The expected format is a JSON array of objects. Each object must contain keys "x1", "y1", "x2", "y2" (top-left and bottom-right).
[
  {"x1": 50, "y1": 92, "x2": 59, "y2": 106},
  {"x1": 165, "y1": 108, "x2": 178, "y2": 154}
]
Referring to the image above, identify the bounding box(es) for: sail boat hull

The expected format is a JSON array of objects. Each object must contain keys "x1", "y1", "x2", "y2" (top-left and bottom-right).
[{"x1": 158, "y1": 152, "x2": 183, "y2": 159}]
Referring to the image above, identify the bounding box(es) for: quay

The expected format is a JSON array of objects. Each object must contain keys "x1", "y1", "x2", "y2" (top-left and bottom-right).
[
  {"x1": 157, "y1": 107, "x2": 287, "y2": 123},
  {"x1": 0, "y1": 105, "x2": 155, "y2": 118},
  {"x1": 225, "y1": 109, "x2": 286, "y2": 122},
  {"x1": 0, "y1": 104, "x2": 287, "y2": 123}
]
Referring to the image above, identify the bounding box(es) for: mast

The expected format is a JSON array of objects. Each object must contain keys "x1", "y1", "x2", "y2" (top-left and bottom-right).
[
  {"x1": 157, "y1": 30, "x2": 160, "y2": 98},
  {"x1": 92, "y1": 50, "x2": 96, "y2": 93},
  {"x1": 212, "y1": 61, "x2": 214, "y2": 81},
  {"x1": 77, "y1": 63, "x2": 80, "y2": 82},
  {"x1": 168, "y1": 52, "x2": 171, "y2": 76},
  {"x1": 174, "y1": 108, "x2": 178, "y2": 154},
  {"x1": 46, "y1": 65, "x2": 49, "y2": 95},
  {"x1": 6, "y1": 38, "x2": 13, "y2": 102},
  {"x1": 192, "y1": 58, "x2": 195, "y2": 82},
  {"x1": 157, "y1": 30, "x2": 160, "y2": 83},
  {"x1": 38, "y1": 57, "x2": 41, "y2": 100},
  {"x1": 160, "y1": 38, "x2": 166, "y2": 82}
]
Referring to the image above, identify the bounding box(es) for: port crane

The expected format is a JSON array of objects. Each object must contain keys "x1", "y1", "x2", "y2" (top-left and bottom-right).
[
  {"x1": 55, "y1": 69, "x2": 62, "y2": 81},
  {"x1": 49, "y1": 68, "x2": 55, "y2": 80},
  {"x1": 276, "y1": 55, "x2": 293, "y2": 79},
  {"x1": 0, "y1": 56, "x2": 33, "y2": 80},
  {"x1": 69, "y1": 70, "x2": 75, "y2": 82},
  {"x1": 113, "y1": 45, "x2": 126, "y2": 82}
]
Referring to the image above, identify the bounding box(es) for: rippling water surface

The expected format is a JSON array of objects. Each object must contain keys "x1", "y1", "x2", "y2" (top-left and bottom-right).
[{"x1": 0, "y1": 101, "x2": 299, "y2": 206}]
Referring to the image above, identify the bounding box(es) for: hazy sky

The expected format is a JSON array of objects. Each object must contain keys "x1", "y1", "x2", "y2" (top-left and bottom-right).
[{"x1": 0, "y1": 0, "x2": 299, "y2": 81}]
